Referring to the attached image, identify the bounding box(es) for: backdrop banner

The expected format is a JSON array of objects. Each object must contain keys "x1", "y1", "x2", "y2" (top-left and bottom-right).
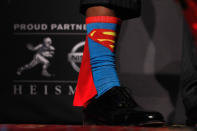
[{"x1": 2, "y1": 0, "x2": 85, "y2": 124}]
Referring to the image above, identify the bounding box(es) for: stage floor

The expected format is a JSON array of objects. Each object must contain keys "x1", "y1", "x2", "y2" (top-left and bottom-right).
[{"x1": 0, "y1": 125, "x2": 196, "y2": 131}]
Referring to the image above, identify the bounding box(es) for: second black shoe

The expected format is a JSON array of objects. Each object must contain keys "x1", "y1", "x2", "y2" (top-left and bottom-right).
[
  {"x1": 186, "y1": 106, "x2": 197, "y2": 127},
  {"x1": 83, "y1": 86, "x2": 165, "y2": 126},
  {"x1": 183, "y1": 84, "x2": 197, "y2": 126}
]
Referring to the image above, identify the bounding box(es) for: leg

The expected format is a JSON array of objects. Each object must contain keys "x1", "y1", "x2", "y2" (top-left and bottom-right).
[
  {"x1": 74, "y1": 4, "x2": 164, "y2": 126},
  {"x1": 177, "y1": 0, "x2": 197, "y2": 126},
  {"x1": 36, "y1": 54, "x2": 51, "y2": 77},
  {"x1": 74, "y1": 7, "x2": 121, "y2": 105},
  {"x1": 181, "y1": 21, "x2": 197, "y2": 126},
  {"x1": 86, "y1": 6, "x2": 115, "y2": 17},
  {"x1": 17, "y1": 57, "x2": 38, "y2": 75},
  {"x1": 42, "y1": 61, "x2": 51, "y2": 77},
  {"x1": 80, "y1": 0, "x2": 141, "y2": 20}
]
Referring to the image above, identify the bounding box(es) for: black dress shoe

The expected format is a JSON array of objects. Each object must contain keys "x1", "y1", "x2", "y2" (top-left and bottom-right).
[
  {"x1": 182, "y1": 83, "x2": 197, "y2": 126},
  {"x1": 83, "y1": 86, "x2": 165, "y2": 126},
  {"x1": 186, "y1": 106, "x2": 197, "y2": 126}
]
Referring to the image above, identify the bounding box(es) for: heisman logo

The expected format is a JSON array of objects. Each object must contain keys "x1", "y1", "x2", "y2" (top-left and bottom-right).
[
  {"x1": 16, "y1": 37, "x2": 55, "y2": 77},
  {"x1": 68, "y1": 41, "x2": 85, "y2": 72}
]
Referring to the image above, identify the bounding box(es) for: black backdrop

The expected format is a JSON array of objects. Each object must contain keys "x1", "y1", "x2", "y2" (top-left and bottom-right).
[{"x1": 2, "y1": 0, "x2": 85, "y2": 124}]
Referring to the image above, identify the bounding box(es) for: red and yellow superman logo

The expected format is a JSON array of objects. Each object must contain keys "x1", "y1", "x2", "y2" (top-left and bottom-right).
[{"x1": 88, "y1": 29, "x2": 116, "y2": 52}]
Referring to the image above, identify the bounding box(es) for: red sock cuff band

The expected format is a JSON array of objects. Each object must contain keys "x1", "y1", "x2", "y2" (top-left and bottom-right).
[{"x1": 86, "y1": 16, "x2": 121, "y2": 24}]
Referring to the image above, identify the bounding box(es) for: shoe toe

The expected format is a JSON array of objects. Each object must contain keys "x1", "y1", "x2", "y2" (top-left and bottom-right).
[{"x1": 127, "y1": 111, "x2": 165, "y2": 126}]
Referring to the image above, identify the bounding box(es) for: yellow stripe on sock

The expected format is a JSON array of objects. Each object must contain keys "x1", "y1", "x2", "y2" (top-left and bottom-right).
[
  {"x1": 109, "y1": 45, "x2": 115, "y2": 49},
  {"x1": 90, "y1": 31, "x2": 96, "y2": 37},
  {"x1": 102, "y1": 31, "x2": 116, "y2": 36},
  {"x1": 97, "y1": 39, "x2": 115, "y2": 43}
]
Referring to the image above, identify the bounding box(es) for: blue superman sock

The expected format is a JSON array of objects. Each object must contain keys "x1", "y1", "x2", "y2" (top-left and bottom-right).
[{"x1": 86, "y1": 16, "x2": 121, "y2": 98}]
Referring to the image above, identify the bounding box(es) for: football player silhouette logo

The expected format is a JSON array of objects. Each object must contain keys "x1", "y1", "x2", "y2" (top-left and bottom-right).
[{"x1": 17, "y1": 37, "x2": 55, "y2": 77}]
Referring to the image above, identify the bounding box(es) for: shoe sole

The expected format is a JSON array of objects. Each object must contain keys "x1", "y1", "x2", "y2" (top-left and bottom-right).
[
  {"x1": 83, "y1": 120, "x2": 165, "y2": 127},
  {"x1": 138, "y1": 121, "x2": 165, "y2": 127}
]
